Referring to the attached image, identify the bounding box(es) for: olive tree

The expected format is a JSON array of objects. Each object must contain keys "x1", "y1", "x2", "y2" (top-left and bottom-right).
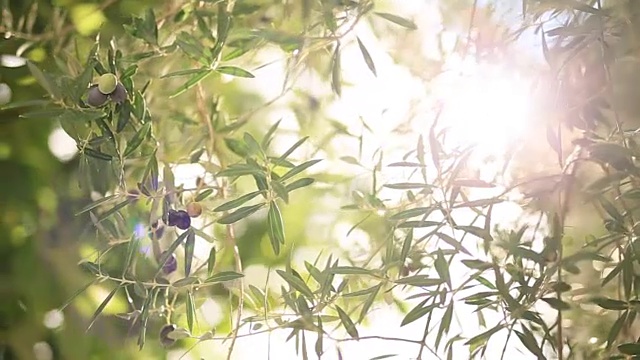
[{"x1": 4, "y1": 0, "x2": 640, "y2": 359}]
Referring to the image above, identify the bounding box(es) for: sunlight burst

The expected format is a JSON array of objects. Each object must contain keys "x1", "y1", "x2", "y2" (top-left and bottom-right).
[{"x1": 436, "y1": 60, "x2": 532, "y2": 162}]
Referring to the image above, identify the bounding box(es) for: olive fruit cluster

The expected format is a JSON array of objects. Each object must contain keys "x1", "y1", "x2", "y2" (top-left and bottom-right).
[
  {"x1": 87, "y1": 73, "x2": 127, "y2": 107},
  {"x1": 165, "y1": 202, "x2": 203, "y2": 230}
]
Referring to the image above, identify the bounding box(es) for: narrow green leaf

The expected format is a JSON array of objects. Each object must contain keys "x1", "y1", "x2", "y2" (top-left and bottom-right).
[
  {"x1": 280, "y1": 159, "x2": 322, "y2": 182},
  {"x1": 607, "y1": 311, "x2": 627, "y2": 348},
  {"x1": 464, "y1": 324, "x2": 505, "y2": 346},
  {"x1": 216, "y1": 203, "x2": 266, "y2": 224},
  {"x1": 213, "y1": 191, "x2": 262, "y2": 212},
  {"x1": 329, "y1": 266, "x2": 374, "y2": 275},
  {"x1": 96, "y1": 199, "x2": 131, "y2": 223},
  {"x1": 172, "y1": 277, "x2": 199, "y2": 287},
  {"x1": 591, "y1": 297, "x2": 628, "y2": 311},
  {"x1": 261, "y1": 119, "x2": 282, "y2": 149},
  {"x1": 170, "y1": 69, "x2": 213, "y2": 98},
  {"x1": 434, "y1": 250, "x2": 451, "y2": 288},
  {"x1": 356, "y1": 37, "x2": 377, "y2": 76},
  {"x1": 123, "y1": 122, "x2": 151, "y2": 157},
  {"x1": 155, "y1": 229, "x2": 191, "y2": 277},
  {"x1": 335, "y1": 305, "x2": 359, "y2": 338},
  {"x1": 184, "y1": 229, "x2": 195, "y2": 276},
  {"x1": 82, "y1": 147, "x2": 113, "y2": 161},
  {"x1": 384, "y1": 183, "x2": 433, "y2": 190},
  {"x1": 75, "y1": 195, "x2": 119, "y2": 216},
  {"x1": 271, "y1": 180, "x2": 290, "y2": 203},
  {"x1": 285, "y1": 178, "x2": 315, "y2": 192},
  {"x1": 137, "y1": 294, "x2": 152, "y2": 349},
  {"x1": 435, "y1": 303, "x2": 454, "y2": 349},
  {"x1": 59, "y1": 279, "x2": 98, "y2": 311},
  {"x1": 618, "y1": 343, "x2": 640, "y2": 355},
  {"x1": 205, "y1": 271, "x2": 244, "y2": 283},
  {"x1": 454, "y1": 198, "x2": 504, "y2": 208},
  {"x1": 316, "y1": 315, "x2": 323, "y2": 357},
  {"x1": 374, "y1": 12, "x2": 417, "y2": 30},
  {"x1": 122, "y1": 234, "x2": 138, "y2": 276},
  {"x1": 195, "y1": 189, "x2": 214, "y2": 202},
  {"x1": 217, "y1": 163, "x2": 264, "y2": 177},
  {"x1": 389, "y1": 207, "x2": 433, "y2": 221},
  {"x1": 540, "y1": 297, "x2": 570, "y2": 311},
  {"x1": 399, "y1": 230, "x2": 413, "y2": 267},
  {"x1": 461, "y1": 259, "x2": 492, "y2": 270},
  {"x1": 216, "y1": 66, "x2": 255, "y2": 78},
  {"x1": 401, "y1": 299, "x2": 437, "y2": 326},
  {"x1": 268, "y1": 201, "x2": 286, "y2": 255},
  {"x1": 396, "y1": 275, "x2": 444, "y2": 287},
  {"x1": 186, "y1": 291, "x2": 195, "y2": 332},
  {"x1": 278, "y1": 137, "x2": 309, "y2": 161},
  {"x1": 331, "y1": 43, "x2": 342, "y2": 96},
  {"x1": 27, "y1": 61, "x2": 60, "y2": 98},
  {"x1": 434, "y1": 232, "x2": 471, "y2": 256},
  {"x1": 358, "y1": 284, "x2": 381, "y2": 323},
  {"x1": 86, "y1": 285, "x2": 121, "y2": 331},
  {"x1": 276, "y1": 270, "x2": 314, "y2": 299},
  {"x1": 397, "y1": 221, "x2": 440, "y2": 228},
  {"x1": 207, "y1": 247, "x2": 216, "y2": 277}
]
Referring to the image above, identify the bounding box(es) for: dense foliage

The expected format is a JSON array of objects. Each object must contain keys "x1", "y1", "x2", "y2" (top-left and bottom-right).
[{"x1": 4, "y1": 0, "x2": 640, "y2": 359}]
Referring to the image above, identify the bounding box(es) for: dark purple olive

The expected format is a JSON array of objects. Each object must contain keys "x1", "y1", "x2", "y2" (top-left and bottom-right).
[
  {"x1": 148, "y1": 224, "x2": 165, "y2": 240},
  {"x1": 174, "y1": 210, "x2": 191, "y2": 230},
  {"x1": 109, "y1": 83, "x2": 127, "y2": 104},
  {"x1": 161, "y1": 251, "x2": 177, "y2": 274},
  {"x1": 87, "y1": 85, "x2": 108, "y2": 107},
  {"x1": 167, "y1": 209, "x2": 179, "y2": 227},
  {"x1": 159, "y1": 324, "x2": 176, "y2": 347},
  {"x1": 167, "y1": 209, "x2": 190, "y2": 230}
]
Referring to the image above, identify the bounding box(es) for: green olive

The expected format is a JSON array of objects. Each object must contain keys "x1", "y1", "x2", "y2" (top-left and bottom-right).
[{"x1": 97, "y1": 73, "x2": 118, "y2": 95}]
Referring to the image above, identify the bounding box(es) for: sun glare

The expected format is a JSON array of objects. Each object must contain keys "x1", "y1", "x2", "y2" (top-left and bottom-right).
[{"x1": 436, "y1": 59, "x2": 532, "y2": 162}]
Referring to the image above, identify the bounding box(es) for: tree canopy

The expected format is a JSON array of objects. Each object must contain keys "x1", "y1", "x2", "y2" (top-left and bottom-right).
[{"x1": 3, "y1": 0, "x2": 640, "y2": 359}]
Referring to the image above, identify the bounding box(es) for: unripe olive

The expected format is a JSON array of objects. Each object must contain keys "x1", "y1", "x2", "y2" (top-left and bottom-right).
[
  {"x1": 0, "y1": 83, "x2": 12, "y2": 106},
  {"x1": 87, "y1": 85, "x2": 108, "y2": 107},
  {"x1": 97, "y1": 73, "x2": 118, "y2": 94},
  {"x1": 186, "y1": 202, "x2": 203, "y2": 218}
]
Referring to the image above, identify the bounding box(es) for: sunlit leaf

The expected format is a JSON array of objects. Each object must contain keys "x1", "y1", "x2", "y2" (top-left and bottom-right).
[
  {"x1": 356, "y1": 37, "x2": 377, "y2": 77},
  {"x1": 186, "y1": 291, "x2": 195, "y2": 332},
  {"x1": 396, "y1": 275, "x2": 444, "y2": 287},
  {"x1": 374, "y1": 12, "x2": 417, "y2": 30},
  {"x1": 184, "y1": 229, "x2": 195, "y2": 276},
  {"x1": 331, "y1": 43, "x2": 342, "y2": 96},
  {"x1": 401, "y1": 299, "x2": 437, "y2": 326},
  {"x1": 123, "y1": 122, "x2": 151, "y2": 157},
  {"x1": 59, "y1": 279, "x2": 98, "y2": 311},
  {"x1": 213, "y1": 191, "x2": 262, "y2": 212},
  {"x1": 169, "y1": 69, "x2": 213, "y2": 98},
  {"x1": 389, "y1": 207, "x2": 433, "y2": 221},
  {"x1": 216, "y1": 203, "x2": 266, "y2": 224},
  {"x1": 204, "y1": 271, "x2": 244, "y2": 283},
  {"x1": 216, "y1": 66, "x2": 255, "y2": 78},
  {"x1": 207, "y1": 247, "x2": 216, "y2": 277},
  {"x1": 75, "y1": 195, "x2": 119, "y2": 216},
  {"x1": 285, "y1": 178, "x2": 315, "y2": 192},
  {"x1": 277, "y1": 270, "x2": 314, "y2": 299},
  {"x1": 267, "y1": 201, "x2": 285, "y2": 254},
  {"x1": 86, "y1": 285, "x2": 121, "y2": 331},
  {"x1": 155, "y1": 230, "x2": 191, "y2": 277},
  {"x1": 280, "y1": 159, "x2": 322, "y2": 181},
  {"x1": 336, "y1": 305, "x2": 359, "y2": 339},
  {"x1": 434, "y1": 250, "x2": 451, "y2": 288}
]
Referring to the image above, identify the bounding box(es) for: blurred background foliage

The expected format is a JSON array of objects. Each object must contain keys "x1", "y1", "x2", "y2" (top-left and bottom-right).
[{"x1": 5, "y1": 0, "x2": 640, "y2": 360}]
